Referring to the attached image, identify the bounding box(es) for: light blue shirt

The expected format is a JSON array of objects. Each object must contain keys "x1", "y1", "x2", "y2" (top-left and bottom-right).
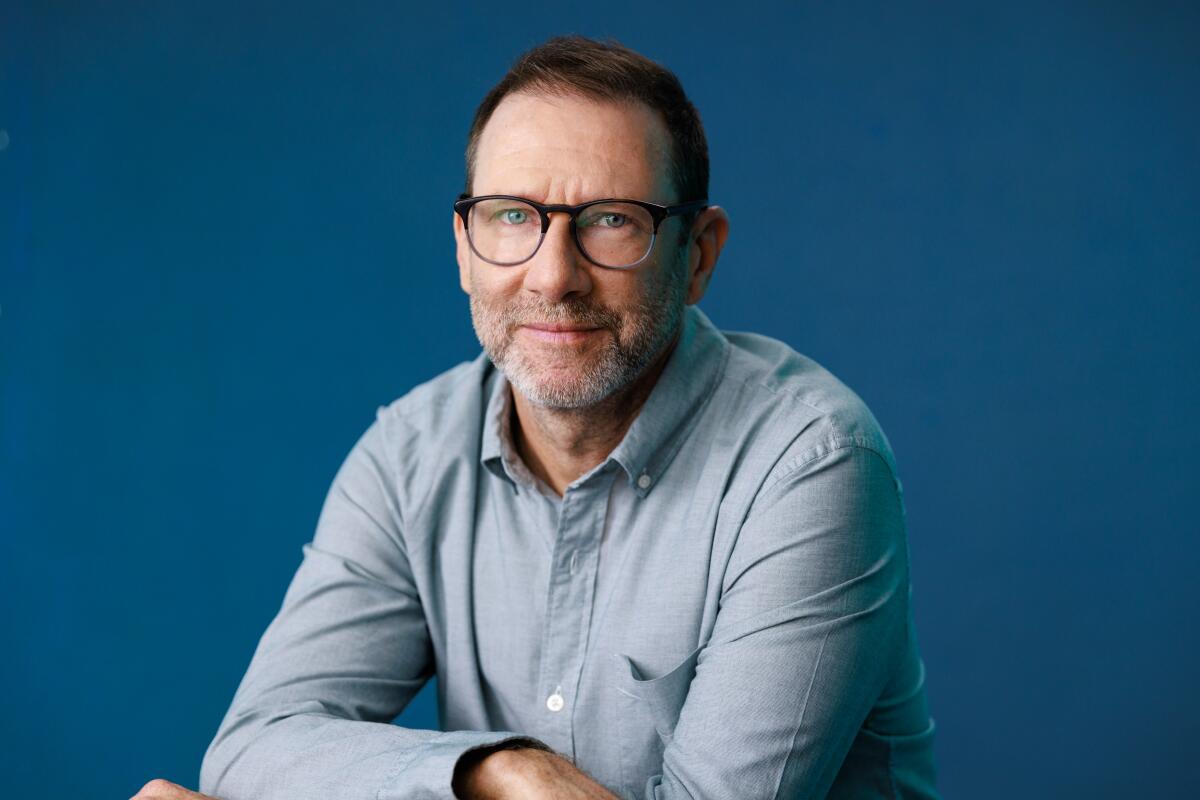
[{"x1": 200, "y1": 304, "x2": 939, "y2": 799}]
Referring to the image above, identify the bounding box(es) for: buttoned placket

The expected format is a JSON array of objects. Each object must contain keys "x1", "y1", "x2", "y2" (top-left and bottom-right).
[{"x1": 532, "y1": 464, "x2": 617, "y2": 760}]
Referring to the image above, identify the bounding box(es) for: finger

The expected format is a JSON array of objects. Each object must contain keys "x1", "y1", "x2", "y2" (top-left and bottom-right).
[
  {"x1": 131, "y1": 778, "x2": 208, "y2": 799},
  {"x1": 132, "y1": 778, "x2": 178, "y2": 799}
]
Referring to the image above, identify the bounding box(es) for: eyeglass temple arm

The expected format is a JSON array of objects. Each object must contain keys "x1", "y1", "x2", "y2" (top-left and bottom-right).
[{"x1": 665, "y1": 198, "x2": 708, "y2": 213}]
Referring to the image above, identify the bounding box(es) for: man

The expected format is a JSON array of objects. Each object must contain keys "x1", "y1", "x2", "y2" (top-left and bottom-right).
[{"x1": 136, "y1": 35, "x2": 938, "y2": 800}]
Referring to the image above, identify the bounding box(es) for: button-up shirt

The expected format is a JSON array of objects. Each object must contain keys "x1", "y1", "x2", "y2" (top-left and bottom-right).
[{"x1": 200, "y1": 304, "x2": 940, "y2": 800}]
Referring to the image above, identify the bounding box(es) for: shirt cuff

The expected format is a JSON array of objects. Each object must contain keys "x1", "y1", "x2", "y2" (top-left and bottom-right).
[{"x1": 380, "y1": 729, "x2": 553, "y2": 800}]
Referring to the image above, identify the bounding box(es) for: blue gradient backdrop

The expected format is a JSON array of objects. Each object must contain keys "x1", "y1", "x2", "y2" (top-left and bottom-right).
[{"x1": 3, "y1": 2, "x2": 1197, "y2": 797}]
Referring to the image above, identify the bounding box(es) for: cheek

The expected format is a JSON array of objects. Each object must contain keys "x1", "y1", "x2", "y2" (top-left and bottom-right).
[
  {"x1": 468, "y1": 275, "x2": 514, "y2": 315},
  {"x1": 476, "y1": 267, "x2": 526, "y2": 299},
  {"x1": 625, "y1": 270, "x2": 674, "y2": 314},
  {"x1": 606, "y1": 269, "x2": 656, "y2": 306},
  {"x1": 470, "y1": 283, "x2": 523, "y2": 339}
]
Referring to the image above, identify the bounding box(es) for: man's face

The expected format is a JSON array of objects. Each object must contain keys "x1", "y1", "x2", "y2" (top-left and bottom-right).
[{"x1": 455, "y1": 91, "x2": 690, "y2": 410}]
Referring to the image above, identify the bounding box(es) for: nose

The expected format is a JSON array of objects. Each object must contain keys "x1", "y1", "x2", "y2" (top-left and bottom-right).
[{"x1": 520, "y1": 212, "x2": 593, "y2": 303}]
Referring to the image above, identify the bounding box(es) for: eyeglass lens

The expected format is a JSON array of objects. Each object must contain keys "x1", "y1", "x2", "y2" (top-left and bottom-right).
[{"x1": 467, "y1": 199, "x2": 656, "y2": 267}]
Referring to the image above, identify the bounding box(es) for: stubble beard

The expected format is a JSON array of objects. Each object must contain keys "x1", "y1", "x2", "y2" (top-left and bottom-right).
[{"x1": 468, "y1": 257, "x2": 688, "y2": 410}]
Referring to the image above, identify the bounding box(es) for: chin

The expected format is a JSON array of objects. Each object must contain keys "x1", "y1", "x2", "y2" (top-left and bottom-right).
[{"x1": 514, "y1": 370, "x2": 624, "y2": 410}]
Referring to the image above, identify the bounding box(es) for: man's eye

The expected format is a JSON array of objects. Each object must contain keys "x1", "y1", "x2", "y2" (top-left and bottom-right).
[
  {"x1": 496, "y1": 208, "x2": 530, "y2": 225},
  {"x1": 582, "y1": 212, "x2": 627, "y2": 228}
]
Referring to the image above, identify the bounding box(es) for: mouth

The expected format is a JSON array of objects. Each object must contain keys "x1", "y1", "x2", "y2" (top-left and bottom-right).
[{"x1": 519, "y1": 323, "x2": 603, "y2": 344}]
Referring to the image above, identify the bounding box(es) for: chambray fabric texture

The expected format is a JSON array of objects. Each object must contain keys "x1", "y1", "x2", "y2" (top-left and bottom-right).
[{"x1": 199, "y1": 304, "x2": 939, "y2": 800}]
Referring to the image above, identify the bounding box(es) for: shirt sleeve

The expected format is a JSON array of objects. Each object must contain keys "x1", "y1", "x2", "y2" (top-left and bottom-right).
[
  {"x1": 198, "y1": 410, "x2": 550, "y2": 800},
  {"x1": 643, "y1": 442, "x2": 911, "y2": 799}
]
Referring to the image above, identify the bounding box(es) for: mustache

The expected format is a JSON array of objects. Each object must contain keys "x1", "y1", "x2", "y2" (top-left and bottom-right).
[{"x1": 505, "y1": 301, "x2": 615, "y2": 329}]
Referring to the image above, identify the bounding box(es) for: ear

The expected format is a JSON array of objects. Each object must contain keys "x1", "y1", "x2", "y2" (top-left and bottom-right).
[
  {"x1": 453, "y1": 210, "x2": 472, "y2": 294},
  {"x1": 683, "y1": 206, "x2": 729, "y2": 305}
]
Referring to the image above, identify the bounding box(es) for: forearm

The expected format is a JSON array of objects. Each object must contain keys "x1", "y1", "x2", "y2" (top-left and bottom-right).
[{"x1": 452, "y1": 746, "x2": 621, "y2": 800}]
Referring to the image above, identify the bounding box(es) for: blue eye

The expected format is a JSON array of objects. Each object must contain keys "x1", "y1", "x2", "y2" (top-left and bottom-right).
[
  {"x1": 581, "y1": 211, "x2": 628, "y2": 228},
  {"x1": 499, "y1": 208, "x2": 529, "y2": 225}
]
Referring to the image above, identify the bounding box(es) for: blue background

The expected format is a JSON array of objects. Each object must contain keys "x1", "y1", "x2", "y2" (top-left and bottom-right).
[{"x1": 3, "y1": 2, "x2": 1197, "y2": 797}]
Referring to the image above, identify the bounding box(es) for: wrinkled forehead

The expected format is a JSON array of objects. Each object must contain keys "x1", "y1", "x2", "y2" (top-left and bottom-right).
[{"x1": 472, "y1": 90, "x2": 674, "y2": 202}]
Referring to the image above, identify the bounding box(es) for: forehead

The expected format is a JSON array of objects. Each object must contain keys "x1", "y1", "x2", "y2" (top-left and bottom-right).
[{"x1": 472, "y1": 91, "x2": 673, "y2": 202}]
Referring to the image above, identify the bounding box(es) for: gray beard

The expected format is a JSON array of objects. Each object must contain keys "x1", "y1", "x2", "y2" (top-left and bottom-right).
[{"x1": 469, "y1": 263, "x2": 687, "y2": 410}]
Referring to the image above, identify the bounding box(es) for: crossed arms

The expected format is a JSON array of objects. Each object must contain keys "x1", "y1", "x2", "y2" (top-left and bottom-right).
[{"x1": 148, "y1": 422, "x2": 910, "y2": 799}]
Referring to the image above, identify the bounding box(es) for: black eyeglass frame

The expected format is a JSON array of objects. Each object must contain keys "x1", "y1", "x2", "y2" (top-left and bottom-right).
[{"x1": 453, "y1": 193, "x2": 709, "y2": 269}]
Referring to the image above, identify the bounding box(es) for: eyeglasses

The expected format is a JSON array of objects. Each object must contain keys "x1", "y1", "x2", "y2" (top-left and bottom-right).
[{"x1": 454, "y1": 194, "x2": 708, "y2": 269}]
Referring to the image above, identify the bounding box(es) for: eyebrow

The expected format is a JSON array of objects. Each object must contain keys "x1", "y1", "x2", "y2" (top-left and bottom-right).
[
  {"x1": 470, "y1": 181, "x2": 657, "y2": 205},
  {"x1": 469, "y1": 192, "x2": 664, "y2": 205}
]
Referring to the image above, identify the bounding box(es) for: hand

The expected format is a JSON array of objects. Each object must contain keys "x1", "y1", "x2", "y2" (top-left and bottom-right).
[
  {"x1": 130, "y1": 779, "x2": 219, "y2": 800},
  {"x1": 454, "y1": 747, "x2": 620, "y2": 800}
]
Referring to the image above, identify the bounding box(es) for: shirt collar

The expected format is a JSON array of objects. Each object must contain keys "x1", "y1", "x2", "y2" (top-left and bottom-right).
[
  {"x1": 479, "y1": 304, "x2": 730, "y2": 498},
  {"x1": 480, "y1": 363, "x2": 559, "y2": 497},
  {"x1": 479, "y1": 360, "x2": 526, "y2": 490}
]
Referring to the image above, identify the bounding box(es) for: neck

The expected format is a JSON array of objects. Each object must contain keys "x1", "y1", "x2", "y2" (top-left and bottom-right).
[{"x1": 510, "y1": 328, "x2": 680, "y2": 497}]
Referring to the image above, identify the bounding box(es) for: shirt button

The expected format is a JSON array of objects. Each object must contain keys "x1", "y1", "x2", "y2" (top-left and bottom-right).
[
  {"x1": 637, "y1": 473, "x2": 652, "y2": 489},
  {"x1": 546, "y1": 691, "x2": 565, "y2": 712}
]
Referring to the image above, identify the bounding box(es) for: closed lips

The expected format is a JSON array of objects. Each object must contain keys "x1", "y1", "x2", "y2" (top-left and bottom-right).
[{"x1": 523, "y1": 323, "x2": 601, "y2": 331}]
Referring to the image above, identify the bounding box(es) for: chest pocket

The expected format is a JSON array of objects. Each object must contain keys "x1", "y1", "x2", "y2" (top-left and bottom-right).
[
  {"x1": 615, "y1": 645, "x2": 703, "y2": 739},
  {"x1": 612, "y1": 645, "x2": 703, "y2": 798}
]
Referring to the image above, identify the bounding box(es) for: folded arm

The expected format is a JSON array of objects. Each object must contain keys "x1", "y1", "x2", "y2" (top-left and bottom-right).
[
  {"x1": 644, "y1": 442, "x2": 911, "y2": 799},
  {"x1": 198, "y1": 412, "x2": 547, "y2": 800}
]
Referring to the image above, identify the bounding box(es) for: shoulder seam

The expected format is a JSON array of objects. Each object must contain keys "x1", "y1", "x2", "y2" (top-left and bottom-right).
[
  {"x1": 759, "y1": 438, "x2": 897, "y2": 499},
  {"x1": 721, "y1": 361, "x2": 831, "y2": 417},
  {"x1": 722, "y1": 337, "x2": 860, "y2": 417}
]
